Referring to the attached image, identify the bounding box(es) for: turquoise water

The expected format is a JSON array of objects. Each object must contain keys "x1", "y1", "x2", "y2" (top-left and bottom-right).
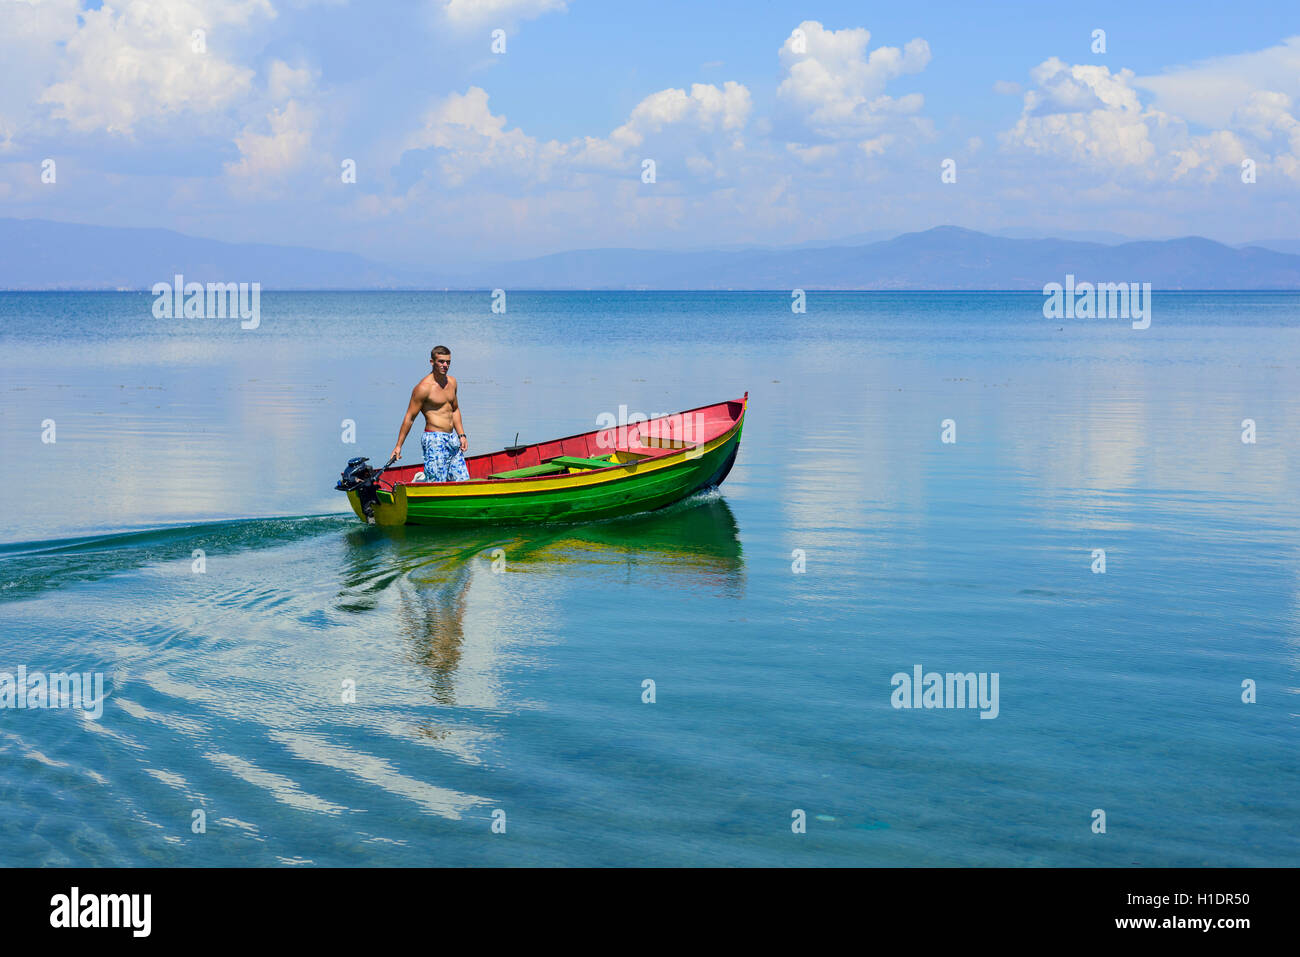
[{"x1": 0, "y1": 291, "x2": 1297, "y2": 866}]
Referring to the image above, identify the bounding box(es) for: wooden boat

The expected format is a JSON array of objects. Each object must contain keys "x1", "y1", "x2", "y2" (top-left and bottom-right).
[{"x1": 337, "y1": 393, "x2": 747, "y2": 526}]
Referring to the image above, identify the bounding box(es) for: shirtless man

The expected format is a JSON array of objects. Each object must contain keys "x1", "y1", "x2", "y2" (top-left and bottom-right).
[{"x1": 390, "y1": 345, "x2": 469, "y2": 482}]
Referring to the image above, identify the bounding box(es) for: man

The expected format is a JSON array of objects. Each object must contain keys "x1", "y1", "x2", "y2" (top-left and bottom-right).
[{"x1": 391, "y1": 345, "x2": 470, "y2": 482}]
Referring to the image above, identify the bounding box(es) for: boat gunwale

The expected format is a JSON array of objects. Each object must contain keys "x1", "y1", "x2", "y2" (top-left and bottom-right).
[{"x1": 386, "y1": 393, "x2": 747, "y2": 491}]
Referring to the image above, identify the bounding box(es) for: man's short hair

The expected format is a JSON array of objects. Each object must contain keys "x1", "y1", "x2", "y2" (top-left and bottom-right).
[{"x1": 431, "y1": 345, "x2": 451, "y2": 359}]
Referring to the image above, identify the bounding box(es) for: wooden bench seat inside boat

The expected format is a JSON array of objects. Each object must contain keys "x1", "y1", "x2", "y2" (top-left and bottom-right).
[
  {"x1": 487, "y1": 454, "x2": 616, "y2": 480},
  {"x1": 548, "y1": 455, "x2": 620, "y2": 470},
  {"x1": 487, "y1": 462, "x2": 569, "y2": 479}
]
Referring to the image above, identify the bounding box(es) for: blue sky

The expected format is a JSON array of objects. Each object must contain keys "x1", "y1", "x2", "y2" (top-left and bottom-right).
[{"x1": 1, "y1": 0, "x2": 1298, "y2": 266}]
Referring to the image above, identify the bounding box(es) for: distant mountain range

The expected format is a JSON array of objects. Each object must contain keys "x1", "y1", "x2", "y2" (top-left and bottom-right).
[
  {"x1": 4, "y1": 217, "x2": 1300, "y2": 290},
  {"x1": 1239, "y1": 238, "x2": 1300, "y2": 256},
  {"x1": 0, "y1": 218, "x2": 427, "y2": 290}
]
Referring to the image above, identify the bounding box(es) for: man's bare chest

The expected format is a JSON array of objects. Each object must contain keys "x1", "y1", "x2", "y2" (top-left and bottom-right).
[{"x1": 422, "y1": 382, "x2": 455, "y2": 409}]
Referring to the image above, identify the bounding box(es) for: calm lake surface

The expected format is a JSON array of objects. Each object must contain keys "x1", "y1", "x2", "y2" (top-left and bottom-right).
[{"x1": 0, "y1": 291, "x2": 1297, "y2": 866}]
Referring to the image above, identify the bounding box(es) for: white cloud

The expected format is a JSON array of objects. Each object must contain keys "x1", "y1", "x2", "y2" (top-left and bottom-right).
[
  {"x1": 684, "y1": 154, "x2": 714, "y2": 178},
  {"x1": 404, "y1": 86, "x2": 565, "y2": 187},
  {"x1": 1003, "y1": 58, "x2": 1171, "y2": 171},
  {"x1": 1003, "y1": 53, "x2": 1300, "y2": 182},
  {"x1": 857, "y1": 134, "x2": 892, "y2": 157},
  {"x1": 37, "y1": 0, "x2": 275, "y2": 135},
  {"x1": 1171, "y1": 129, "x2": 1249, "y2": 182},
  {"x1": 1004, "y1": 60, "x2": 1148, "y2": 167},
  {"x1": 1228, "y1": 90, "x2": 1300, "y2": 180},
  {"x1": 226, "y1": 100, "x2": 318, "y2": 180},
  {"x1": 1135, "y1": 37, "x2": 1300, "y2": 129},
  {"x1": 0, "y1": 0, "x2": 80, "y2": 60},
  {"x1": 622, "y1": 82, "x2": 751, "y2": 138},
  {"x1": 1027, "y1": 57, "x2": 1142, "y2": 113},
  {"x1": 0, "y1": 0, "x2": 82, "y2": 145},
  {"x1": 598, "y1": 81, "x2": 751, "y2": 156},
  {"x1": 1, "y1": 0, "x2": 329, "y2": 187},
  {"x1": 402, "y1": 81, "x2": 751, "y2": 189},
  {"x1": 786, "y1": 142, "x2": 841, "y2": 165},
  {"x1": 268, "y1": 60, "x2": 316, "y2": 102},
  {"x1": 776, "y1": 20, "x2": 930, "y2": 143}
]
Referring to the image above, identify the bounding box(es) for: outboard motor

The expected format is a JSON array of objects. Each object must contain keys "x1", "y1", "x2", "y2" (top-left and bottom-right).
[{"x1": 336, "y1": 456, "x2": 384, "y2": 523}]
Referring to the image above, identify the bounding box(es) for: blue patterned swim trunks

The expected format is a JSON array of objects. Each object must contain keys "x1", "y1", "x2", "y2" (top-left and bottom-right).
[{"x1": 421, "y1": 430, "x2": 470, "y2": 482}]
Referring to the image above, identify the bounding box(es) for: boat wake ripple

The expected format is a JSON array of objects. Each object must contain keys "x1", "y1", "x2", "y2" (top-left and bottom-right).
[{"x1": 0, "y1": 515, "x2": 352, "y2": 603}]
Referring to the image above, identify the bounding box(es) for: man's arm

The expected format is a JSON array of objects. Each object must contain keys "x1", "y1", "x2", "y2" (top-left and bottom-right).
[
  {"x1": 450, "y1": 378, "x2": 468, "y2": 452},
  {"x1": 391, "y1": 383, "x2": 425, "y2": 461}
]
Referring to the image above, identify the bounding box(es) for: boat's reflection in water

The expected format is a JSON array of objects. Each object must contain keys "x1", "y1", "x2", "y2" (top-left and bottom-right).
[{"x1": 337, "y1": 496, "x2": 744, "y2": 708}]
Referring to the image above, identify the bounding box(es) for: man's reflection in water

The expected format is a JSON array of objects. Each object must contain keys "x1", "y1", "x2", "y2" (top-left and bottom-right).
[
  {"x1": 339, "y1": 497, "x2": 745, "y2": 717},
  {"x1": 397, "y1": 558, "x2": 473, "y2": 707}
]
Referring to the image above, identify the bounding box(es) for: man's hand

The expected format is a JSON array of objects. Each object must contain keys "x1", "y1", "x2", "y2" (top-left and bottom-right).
[
  {"x1": 459, "y1": 434, "x2": 469, "y2": 453},
  {"x1": 390, "y1": 444, "x2": 403, "y2": 462}
]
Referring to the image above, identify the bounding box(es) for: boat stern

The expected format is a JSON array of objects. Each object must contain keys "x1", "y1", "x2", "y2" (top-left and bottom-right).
[
  {"x1": 345, "y1": 485, "x2": 408, "y2": 526},
  {"x1": 336, "y1": 456, "x2": 409, "y2": 525}
]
